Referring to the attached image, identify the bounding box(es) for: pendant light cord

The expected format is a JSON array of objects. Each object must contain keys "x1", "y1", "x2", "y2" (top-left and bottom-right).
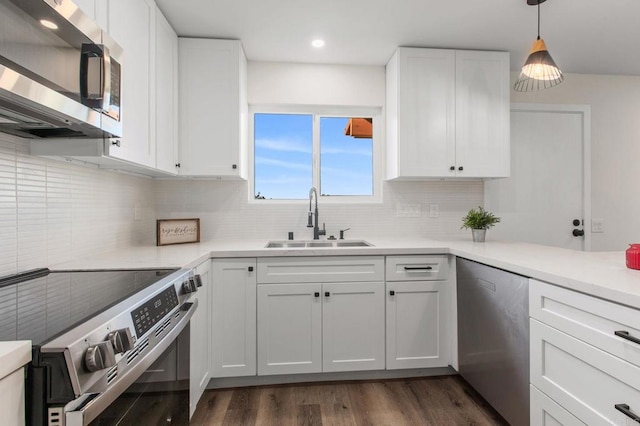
[{"x1": 537, "y1": 1, "x2": 541, "y2": 40}]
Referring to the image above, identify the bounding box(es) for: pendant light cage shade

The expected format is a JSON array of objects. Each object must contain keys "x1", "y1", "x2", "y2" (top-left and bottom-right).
[{"x1": 513, "y1": 38, "x2": 564, "y2": 91}]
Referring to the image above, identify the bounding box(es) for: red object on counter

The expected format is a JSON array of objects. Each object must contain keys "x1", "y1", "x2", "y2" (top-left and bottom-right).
[{"x1": 626, "y1": 244, "x2": 640, "y2": 270}]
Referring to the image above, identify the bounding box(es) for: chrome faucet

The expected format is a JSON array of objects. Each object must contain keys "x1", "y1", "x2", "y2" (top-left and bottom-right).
[{"x1": 307, "y1": 187, "x2": 326, "y2": 240}]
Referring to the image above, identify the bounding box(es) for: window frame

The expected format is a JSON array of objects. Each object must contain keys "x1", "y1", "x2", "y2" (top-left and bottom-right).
[{"x1": 248, "y1": 104, "x2": 383, "y2": 204}]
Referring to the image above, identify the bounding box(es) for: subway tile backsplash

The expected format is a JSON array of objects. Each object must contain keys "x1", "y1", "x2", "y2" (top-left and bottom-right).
[
  {"x1": 0, "y1": 134, "x2": 155, "y2": 276},
  {"x1": 1, "y1": 132, "x2": 483, "y2": 276}
]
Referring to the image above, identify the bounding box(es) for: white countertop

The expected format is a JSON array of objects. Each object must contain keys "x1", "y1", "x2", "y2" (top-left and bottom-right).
[
  {"x1": 51, "y1": 238, "x2": 640, "y2": 309},
  {"x1": 0, "y1": 341, "x2": 31, "y2": 380}
]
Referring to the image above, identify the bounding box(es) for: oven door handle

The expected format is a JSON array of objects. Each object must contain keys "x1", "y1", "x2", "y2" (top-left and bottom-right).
[{"x1": 65, "y1": 299, "x2": 197, "y2": 426}]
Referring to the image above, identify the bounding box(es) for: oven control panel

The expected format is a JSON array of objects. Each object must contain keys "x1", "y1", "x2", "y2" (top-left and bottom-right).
[{"x1": 130, "y1": 286, "x2": 179, "y2": 338}]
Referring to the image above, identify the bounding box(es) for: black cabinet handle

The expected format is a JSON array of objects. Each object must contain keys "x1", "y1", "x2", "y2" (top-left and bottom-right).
[
  {"x1": 458, "y1": 166, "x2": 463, "y2": 171},
  {"x1": 248, "y1": 266, "x2": 254, "y2": 272},
  {"x1": 324, "y1": 292, "x2": 330, "y2": 297},
  {"x1": 389, "y1": 290, "x2": 395, "y2": 296},
  {"x1": 449, "y1": 166, "x2": 455, "y2": 171},
  {"x1": 232, "y1": 164, "x2": 237, "y2": 169},
  {"x1": 615, "y1": 330, "x2": 640, "y2": 345},
  {"x1": 175, "y1": 163, "x2": 181, "y2": 168},
  {"x1": 615, "y1": 404, "x2": 640, "y2": 422},
  {"x1": 572, "y1": 229, "x2": 585, "y2": 237},
  {"x1": 404, "y1": 266, "x2": 433, "y2": 271},
  {"x1": 314, "y1": 292, "x2": 320, "y2": 298}
]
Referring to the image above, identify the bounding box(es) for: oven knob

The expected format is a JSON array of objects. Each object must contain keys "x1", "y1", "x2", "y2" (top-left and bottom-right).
[
  {"x1": 182, "y1": 278, "x2": 197, "y2": 294},
  {"x1": 85, "y1": 342, "x2": 116, "y2": 372},
  {"x1": 107, "y1": 328, "x2": 134, "y2": 354},
  {"x1": 194, "y1": 274, "x2": 203, "y2": 288}
]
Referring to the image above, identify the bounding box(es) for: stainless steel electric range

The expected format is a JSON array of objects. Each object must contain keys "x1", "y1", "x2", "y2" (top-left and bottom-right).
[{"x1": 0, "y1": 267, "x2": 201, "y2": 426}]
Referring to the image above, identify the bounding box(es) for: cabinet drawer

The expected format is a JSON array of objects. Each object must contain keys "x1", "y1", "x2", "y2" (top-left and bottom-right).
[
  {"x1": 257, "y1": 256, "x2": 384, "y2": 284},
  {"x1": 385, "y1": 255, "x2": 448, "y2": 281},
  {"x1": 530, "y1": 279, "x2": 640, "y2": 369},
  {"x1": 531, "y1": 319, "x2": 640, "y2": 426},
  {"x1": 530, "y1": 385, "x2": 586, "y2": 426}
]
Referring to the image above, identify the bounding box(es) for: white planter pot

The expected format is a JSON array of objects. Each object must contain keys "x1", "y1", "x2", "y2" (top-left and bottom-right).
[{"x1": 472, "y1": 229, "x2": 486, "y2": 242}]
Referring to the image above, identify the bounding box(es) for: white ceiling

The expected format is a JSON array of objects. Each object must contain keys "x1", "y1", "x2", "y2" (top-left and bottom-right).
[{"x1": 154, "y1": 0, "x2": 640, "y2": 76}]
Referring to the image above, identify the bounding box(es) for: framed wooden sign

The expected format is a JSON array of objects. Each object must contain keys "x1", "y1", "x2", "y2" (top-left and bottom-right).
[{"x1": 157, "y1": 218, "x2": 200, "y2": 246}]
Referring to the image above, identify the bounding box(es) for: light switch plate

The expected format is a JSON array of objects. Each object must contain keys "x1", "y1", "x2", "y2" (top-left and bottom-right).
[{"x1": 591, "y1": 218, "x2": 604, "y2": 233}]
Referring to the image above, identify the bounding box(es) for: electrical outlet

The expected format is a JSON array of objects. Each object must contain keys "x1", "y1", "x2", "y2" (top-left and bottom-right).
[
  {"x1": 591, "y1": 218, "x2": 604, "y2": 233},
  {"x1": 429, "y1": 204, "x2": 439, "y2": 218},
  {"x1": 396, "y1": 203, "x2": 421, "y2": 217}
]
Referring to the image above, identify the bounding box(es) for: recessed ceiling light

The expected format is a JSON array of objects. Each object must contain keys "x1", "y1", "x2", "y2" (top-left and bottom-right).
[
  {"x1": 40, "y1": 19, "x2": 58, "y2": 30},
  {"x1": 311, "y1": 39, "x2": 325, "y2": 48}
]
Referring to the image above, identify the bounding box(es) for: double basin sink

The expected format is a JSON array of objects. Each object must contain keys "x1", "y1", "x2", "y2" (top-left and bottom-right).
[{"x1": 265, "y1": 240, "x2": 373, "y2": 249}]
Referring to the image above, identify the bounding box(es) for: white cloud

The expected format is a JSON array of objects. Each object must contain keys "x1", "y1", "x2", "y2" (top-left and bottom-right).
[
  {"x1": 255, "y1": 156, "x2": 310, "y2": 171},
  {"x1": 322, "y1": 146, "x2": 372, "y2": 156},
  {"x1": 255, "y1": 137, "x2": 311, "y2": 153}
]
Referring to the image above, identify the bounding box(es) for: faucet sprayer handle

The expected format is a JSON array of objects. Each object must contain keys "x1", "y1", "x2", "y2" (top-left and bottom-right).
[
  {"x1": 339, "y1": 228, "x2": 351, "y2": 239},
  {"x1": 307, "y1": 212, "x2": 313, "y2": 228}
]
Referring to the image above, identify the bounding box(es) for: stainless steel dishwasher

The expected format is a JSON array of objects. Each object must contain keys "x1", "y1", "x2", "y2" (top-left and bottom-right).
[{"x1": 457, "y1": 258, "x2": 529, "y2": 426}]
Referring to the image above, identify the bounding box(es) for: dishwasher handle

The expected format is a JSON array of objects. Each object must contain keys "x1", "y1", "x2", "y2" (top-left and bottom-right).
[{"x1": 404, "y1": 266, "x2": 433, "y2": 271}]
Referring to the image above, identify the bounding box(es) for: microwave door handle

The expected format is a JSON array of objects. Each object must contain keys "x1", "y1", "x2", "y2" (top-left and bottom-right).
[
  {"x1": 80, "y1": 43, "x2": 105, "y2": 109},
  {"x1": 102, "y1": 45, "x2": 112, "y2": 113}
]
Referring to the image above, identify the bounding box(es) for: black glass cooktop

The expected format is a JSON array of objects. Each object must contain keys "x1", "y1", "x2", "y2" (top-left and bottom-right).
[{"x1": 0, "y1": 268, "x2": 177, "y2": 346}]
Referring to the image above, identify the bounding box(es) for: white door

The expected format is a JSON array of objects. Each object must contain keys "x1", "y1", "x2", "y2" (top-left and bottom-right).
[
  {"x1": 322, "y1": 282, "x2": 385, "y2": 372},
  {"x1": 386, "y1": 280, "x2": 451, "y2": 370},
  {"x1": 189, "y1": 260, "x2": 210, "y2": 418},
  {"x1": 257, "y1": 283, "x2": 322, "y2": 375},
  {"x1": 211, "y1": 259, "x2": 256, "y2": 377},
  {"x1": 485, "y1": 104, "x2": 590, "y2": 250}
]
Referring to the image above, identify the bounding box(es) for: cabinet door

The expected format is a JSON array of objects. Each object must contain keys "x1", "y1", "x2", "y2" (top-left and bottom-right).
[
  {"x1": 0, "y1": 368, "x2": 25, "y2": 426},
  {"x1": 189, "y1": 260, "x2": 211, "y2": 418},
  {"x1": 211, "y1": 259, "x2": 256, "y2": 377},
  {"x1": 257, "y1": 283, "x2": 322, "y2": 375},
  {"x1": 455, "y1": 50, "x2": 510, "y2": 178},
  {"x1": 106, "y1": 0, "x2": 156, "y2": 167},
  {"x1": 322, "y1": 282, "x2": 385, "y2": 372},
  {"x1": 154, "y1": 8, "x2": 179, "y2": 174},
  {"x1": 386, "y1": 280, "x2": 451, "y2": 369},
  {"x1": 388, "y1": 48, "x2": 456, "y2": 178},
  {"x1": 178, "y1": 38, "x2": 247, "y2": 178}
]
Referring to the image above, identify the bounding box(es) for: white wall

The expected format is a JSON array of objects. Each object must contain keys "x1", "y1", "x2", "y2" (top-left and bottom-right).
[
  {"x1": 0, "y1": 134, "x2": 156, "y2": 276},
  {"x1": 155, "y1": 61, "x2": 485, "y2": 241},
  {"x1": 510, "y1": 72, "x2": 640, "y2": 251}
]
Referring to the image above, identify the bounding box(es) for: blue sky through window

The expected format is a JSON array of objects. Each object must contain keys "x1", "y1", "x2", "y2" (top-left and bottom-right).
[{"x1": 254, "y1": 113, "x2": 373, "y2": 199}]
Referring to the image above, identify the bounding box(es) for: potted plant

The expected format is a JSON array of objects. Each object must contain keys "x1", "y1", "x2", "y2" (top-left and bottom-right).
[{"x1": 461, "y1": 206, "x2": 501, "y2": 242}]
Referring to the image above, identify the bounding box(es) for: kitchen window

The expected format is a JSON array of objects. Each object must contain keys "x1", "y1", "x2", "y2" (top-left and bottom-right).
[{"x1": 250, "y1": 106, "x2": 382, "y2": 203}]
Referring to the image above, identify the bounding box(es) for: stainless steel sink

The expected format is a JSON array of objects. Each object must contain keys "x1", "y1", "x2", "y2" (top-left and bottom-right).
[{"x1": 265, "y1": 240, "x2": 373, "y2": 248}]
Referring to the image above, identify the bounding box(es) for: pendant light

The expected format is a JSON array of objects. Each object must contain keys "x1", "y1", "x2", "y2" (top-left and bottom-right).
[{"x1": 513, "y1": 0, "x2": 564, "y2": 92}]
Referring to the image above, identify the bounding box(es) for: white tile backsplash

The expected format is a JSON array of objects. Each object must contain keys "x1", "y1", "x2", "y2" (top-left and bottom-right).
[
  {"x1": 0, "y1": 134, "x2": 156, "y2": 276},
  {"x1": 154, "y1": 179, "x2": 483, "y2": 242}
]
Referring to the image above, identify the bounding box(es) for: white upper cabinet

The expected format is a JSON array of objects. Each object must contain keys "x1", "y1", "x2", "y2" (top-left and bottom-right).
[
  {"x1": 178, "y1": 38, "x2": 248, "y2": 178},
  {"x1": 154, "y1": 8, "x2": 179, "y2": 174},
  {"x1": 386, "y1": 47, "x2": 510, "y2": 179},
  {"x1": 106, "y1": 0, "x2": 157, "y2": 168}
]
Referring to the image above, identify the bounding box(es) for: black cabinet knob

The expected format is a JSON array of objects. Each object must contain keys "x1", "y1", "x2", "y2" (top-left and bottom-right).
[
  {"x1": 248, "y1": 266, "x2": 254, "y2": 272},
  {"x1": 175, "y1": 163, "x2": 181, "y2": 168},
  {"x1": 232, "y1": 164, "x2": 237, "y2": 169},
  {"x1": 389, "y1": 290, "x2": 395, "y2": 296},
  {"x1": 324, "y1": 291, "x2": 330, "y2": 297},
  {"x1": 572, "y1": 229, "x2": 585, "y2": 237},
  {"x1": 111, "y1": 139, "x2": 121, "y2": 147},
  {"x1": 314, "y1": 292, "x2": 320, "y2": 298},
  {"x1": 458, "y1": 166, "x2": 464, "y2": 171},
  {"x1": 449, "y1": 166, "x2": 455, "y2": 171}
]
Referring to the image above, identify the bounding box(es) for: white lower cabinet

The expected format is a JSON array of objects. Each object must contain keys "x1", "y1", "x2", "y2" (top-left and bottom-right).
[
  {"x1": 530, "y1": 385, "x2": 585, "y2": 426},
  {"x1": 256, "y1": 257, "x2": 385, "y2": 376},
  {"x1": 530, "y1": 279, "x2": 640, "y2": 425},
  {"x1": 189, "y1": 260, "x2": 211, "y2": 418},
  {"x1": 257, "y1": 283, "x2": 322, "y2": 375},
  {"x1": 211, "y1": 259, "x2": 257, "y2": 378},
  {"x1": 385, "y1": 256, "x2": 452, "y2": 370},
  {"x1": 386, "y1": 280, "x2": 451, "y2": 369},
  {"x1": 0, "y1": 368, "x2": 25, "y2": 426}
]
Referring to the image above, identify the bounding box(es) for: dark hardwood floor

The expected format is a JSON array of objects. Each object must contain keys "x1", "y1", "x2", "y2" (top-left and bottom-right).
[{"x1": 191, "y1": 375, "x2": 509, "y2": 426}]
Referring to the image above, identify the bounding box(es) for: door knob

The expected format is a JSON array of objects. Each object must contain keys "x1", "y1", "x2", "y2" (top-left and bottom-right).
[{"x1": 572, "y1": 229, "x2": 584, "y2": 237}]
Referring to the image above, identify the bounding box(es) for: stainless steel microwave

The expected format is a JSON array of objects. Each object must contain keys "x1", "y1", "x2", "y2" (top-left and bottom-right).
[{"x1": 0, "y1": 0, "x2": 123, "y2": 139}]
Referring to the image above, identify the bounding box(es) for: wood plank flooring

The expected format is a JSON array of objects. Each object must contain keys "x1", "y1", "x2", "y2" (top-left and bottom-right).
[{"x1": 191, "y1": 376, "x2": 509, "y2": 426}]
